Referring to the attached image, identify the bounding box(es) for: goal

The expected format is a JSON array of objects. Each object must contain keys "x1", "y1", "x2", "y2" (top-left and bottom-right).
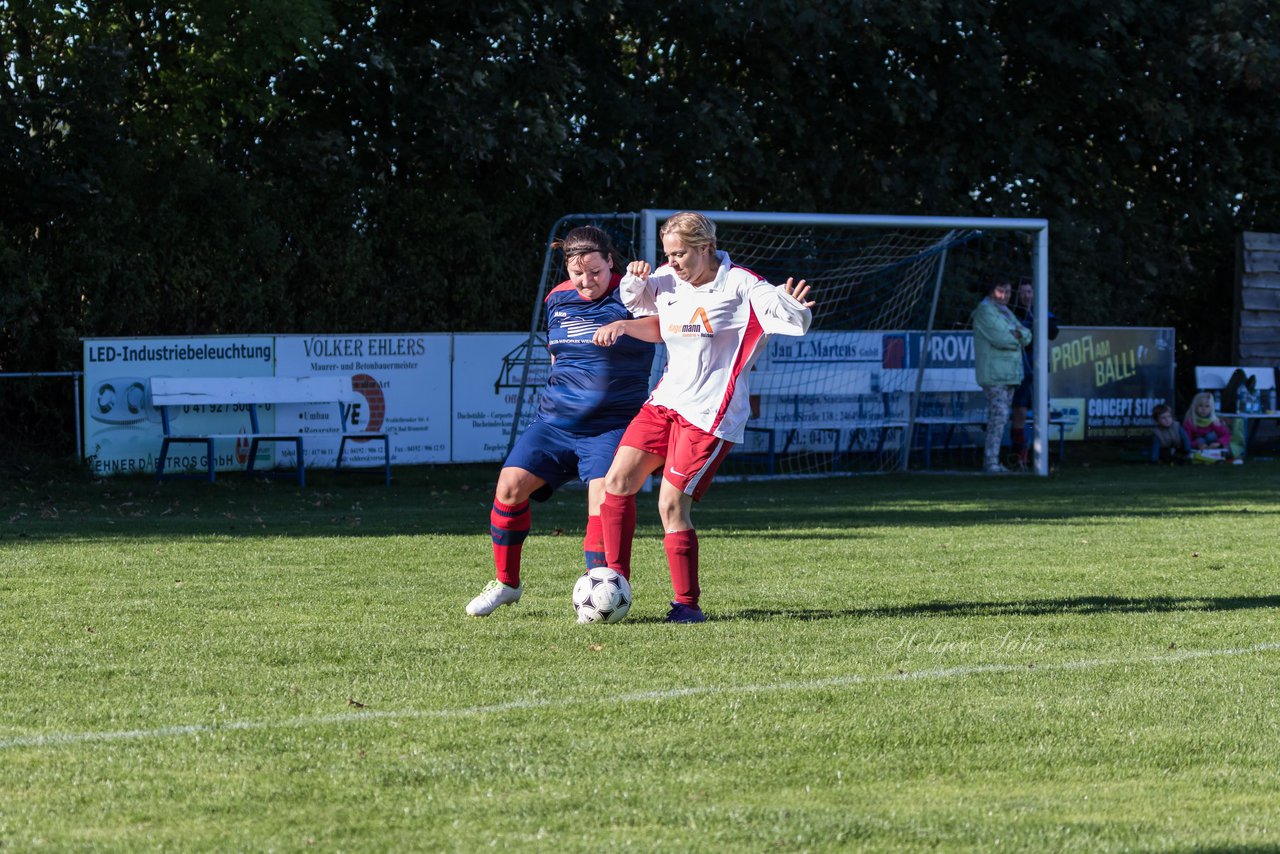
[{"x1": 504, "y1": 211, "x2": 1051, "y2": 476}]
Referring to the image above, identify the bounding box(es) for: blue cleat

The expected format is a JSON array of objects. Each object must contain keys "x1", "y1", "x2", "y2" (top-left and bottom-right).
[{"x1": 665, "y1": 602, "x2": 706, "y2": 623}]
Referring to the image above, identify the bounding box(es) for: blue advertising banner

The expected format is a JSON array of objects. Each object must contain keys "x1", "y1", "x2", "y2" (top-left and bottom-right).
[{"x1": 1047, "y1": 327, "x2": 1176, "y2": 441}]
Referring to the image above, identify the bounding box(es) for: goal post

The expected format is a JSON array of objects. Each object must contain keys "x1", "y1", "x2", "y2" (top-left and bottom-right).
[{"x1": 505, "y1": 211, "x2": 1052, "y2": 477}]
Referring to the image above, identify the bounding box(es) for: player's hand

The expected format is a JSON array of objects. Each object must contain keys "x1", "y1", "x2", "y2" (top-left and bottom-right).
[
  {"x1": 627, "y1": 260, "x2": 651, "y2": 281},
  {"x1": 593, "y1": 321, "x2": 624, "y2": 347},
  {"x1": 783, "y1": 277, "x2": 815, "y2": 308}
]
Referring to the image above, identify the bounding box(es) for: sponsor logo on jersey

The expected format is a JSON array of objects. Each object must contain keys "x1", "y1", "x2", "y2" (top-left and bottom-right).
[
  {"x1": 562, "y1": 318, "x2": 600, "y2": 340},
  {"x1": 669, "y1": 307, "x2": 714, "y2": 337}
]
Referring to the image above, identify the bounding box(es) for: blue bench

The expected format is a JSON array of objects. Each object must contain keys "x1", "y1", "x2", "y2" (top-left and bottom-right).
[
  {"x1": 149, "y1": 376, "x2": 390, "y2": 486},
  {"x1": 740, "y1": 390, "x2": 1064, "y2": 472}
]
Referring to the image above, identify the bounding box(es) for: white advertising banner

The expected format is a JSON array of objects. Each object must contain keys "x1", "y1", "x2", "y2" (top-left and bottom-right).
[
  {"x1": 451, "y1": 333, "x2": 543, "y2": 463},
  {"x1": 82, "y1": 336, "x2": 276, "y2": 477},
  {"x1": 274, "y1": 333, "x2": 452, "y2": 466},
  {"x1": 83, "y1": 332, "x2": 541, "y2": 476},
  {"x1": 739, "y1": 330, "x2": 986, "y2": 454}
]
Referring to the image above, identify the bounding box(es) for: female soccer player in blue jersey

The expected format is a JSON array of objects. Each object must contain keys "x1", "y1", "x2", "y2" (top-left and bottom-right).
[{"x1": 466, "y1": 226, "x2": 661, "y2": 616}]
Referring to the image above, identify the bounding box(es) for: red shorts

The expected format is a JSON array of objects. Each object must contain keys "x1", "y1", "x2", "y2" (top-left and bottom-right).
[{"x1": 618, "y1": 404, "x2": 733, "y2": 500}]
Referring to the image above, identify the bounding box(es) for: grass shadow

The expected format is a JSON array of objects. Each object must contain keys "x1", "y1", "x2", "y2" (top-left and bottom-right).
[
  {"x1": 4, "y1": 460, "x2": 1280, "y2": 542},
  {"x1": 731, "y1": 594, "x2": 1280, "y2": 622}
]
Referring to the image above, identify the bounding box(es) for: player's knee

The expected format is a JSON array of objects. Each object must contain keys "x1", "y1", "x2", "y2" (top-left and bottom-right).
[
  {"x1": 656, "y1": 496, "x2": 690, "y2": 529},
  {"x1": 494, "y1": 470, "x2": 533, "y2": 505},
  {"x1": 604, "y1": 460, "x2": 647, "y2": 496},
  {"x1": 604, "y1": 470, "x2": 635, "y2": 496},
  {"x1": 495, "y1": 486, "x2": 522, "y2": 505}
]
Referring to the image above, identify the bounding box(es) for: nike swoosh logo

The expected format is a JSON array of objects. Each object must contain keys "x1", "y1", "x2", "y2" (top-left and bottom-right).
[{"x1": 669, "y1": 467, "x2": 688, "y2": 476}]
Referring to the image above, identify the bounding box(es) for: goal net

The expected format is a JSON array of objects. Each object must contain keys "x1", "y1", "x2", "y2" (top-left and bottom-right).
[{"x1": 503, "y1": 211, "x2": 1051, "y2": 476}]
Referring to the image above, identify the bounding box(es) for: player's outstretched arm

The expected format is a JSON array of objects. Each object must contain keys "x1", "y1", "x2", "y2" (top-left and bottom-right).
[
  {"x1": 782, "y1": 277, "x2": 815, "y2": 309},
  {"x1": 594, "y1": 316, "x2": 662, "y2": 346},
  {"x1": 750, "y1": 276, "x2": 815, "y2": 335},
  {"x1": 620, "y1": 260, "x2": 659, "y2": 316}
]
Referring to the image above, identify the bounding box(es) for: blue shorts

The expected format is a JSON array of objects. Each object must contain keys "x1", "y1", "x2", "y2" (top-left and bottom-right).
[
  {"x1": 1012, "y1": 374, "x2": 1034, "y2": 409},
  {"x1": 503, "y1": 421, "x2": 626, "y2": 502}
]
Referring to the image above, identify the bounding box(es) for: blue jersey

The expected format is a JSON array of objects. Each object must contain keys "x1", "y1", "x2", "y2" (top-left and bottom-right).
[
  {"x1": 535, "y1": 276, "x2": 655, "y2": 433},
  {"x1": 1018, "y1": 307, "x2": 1059, "y2": 377}
]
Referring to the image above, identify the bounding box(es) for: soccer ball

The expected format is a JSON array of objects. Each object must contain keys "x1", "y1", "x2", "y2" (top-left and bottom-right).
[{"x1": 572, "y1": 567, "x2": 632, "y2": 624}]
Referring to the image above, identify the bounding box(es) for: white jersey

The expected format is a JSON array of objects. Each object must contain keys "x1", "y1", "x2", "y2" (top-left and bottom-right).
[{"x1": 620, "y1": 251, "x2": 812, "y2": 442}]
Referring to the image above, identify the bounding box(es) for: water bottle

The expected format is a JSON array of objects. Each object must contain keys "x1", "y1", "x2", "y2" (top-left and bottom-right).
[{"x1": 1239, "y1": 386, "x2": 1258, "y2": 414}]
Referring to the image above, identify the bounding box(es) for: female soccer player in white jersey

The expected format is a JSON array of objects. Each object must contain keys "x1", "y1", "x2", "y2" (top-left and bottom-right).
[
  {"x1": 466, "y1": 226, "x2": 661, "y2": 617},
  {"x1": 599, "y1": 212, "x2": 815, "y2": 622}
]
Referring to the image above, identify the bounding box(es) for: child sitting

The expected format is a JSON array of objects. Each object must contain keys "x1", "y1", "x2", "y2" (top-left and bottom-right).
[
  {"x1": 1183, "y1": 392, "x2": 1231, "y2": 451},
  {"x1": 1150, "y1": 403, "x2": 1191, "y2": 463}
]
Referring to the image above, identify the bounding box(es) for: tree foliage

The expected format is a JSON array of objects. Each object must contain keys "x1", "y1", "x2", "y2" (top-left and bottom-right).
[{"x1": 3, "y1": 1, "x2": 1279, "y2": 433}]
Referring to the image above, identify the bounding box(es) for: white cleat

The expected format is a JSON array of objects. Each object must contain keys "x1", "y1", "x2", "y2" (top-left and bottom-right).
[{"x1": 465, "y1": 579, "x2": 523, "y2": 616}]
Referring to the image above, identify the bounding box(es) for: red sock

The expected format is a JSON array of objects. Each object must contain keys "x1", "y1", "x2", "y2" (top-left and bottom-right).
[
  {"x1": 664, "y1": 529, "x2": 699, "y2": 607},
  {"x1": 601, "y1": 492, "x2": 636, "y2": 581},
  {"x1": 584, "y1": 514, "x2": 606, "y2": 569},
  {"x1": 490, "y1": 499, "x2": 530, "y2": 587}
]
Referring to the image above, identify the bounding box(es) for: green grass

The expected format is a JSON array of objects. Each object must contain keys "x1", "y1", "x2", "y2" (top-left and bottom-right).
[{"x1": 3, "y1": 458, "x2": 1280, "y2": 851}]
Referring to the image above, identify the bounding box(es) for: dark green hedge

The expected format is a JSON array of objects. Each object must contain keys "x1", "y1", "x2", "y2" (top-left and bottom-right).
[{"x1": 4, "y1": 1, "x2": 1280, "y2": 448}]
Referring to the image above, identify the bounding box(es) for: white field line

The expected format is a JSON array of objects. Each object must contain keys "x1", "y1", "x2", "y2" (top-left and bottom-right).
[{"x1": 5, "y1": 641, "x2": 1279, "y2": 751}]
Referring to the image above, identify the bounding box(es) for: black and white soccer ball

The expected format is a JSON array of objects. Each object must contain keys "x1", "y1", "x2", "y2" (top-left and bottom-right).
[{"x1": 572, "y1": 567, "x2": 632, "y2": 624}]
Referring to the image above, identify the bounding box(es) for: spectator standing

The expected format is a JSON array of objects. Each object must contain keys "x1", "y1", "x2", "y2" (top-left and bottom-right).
[
  {"x1": 971, "y1": 278, "x2": 1032, "y2": 474},
  {"x1": 1010, "y1": 280, "x2": 1059, "y2": 469}
]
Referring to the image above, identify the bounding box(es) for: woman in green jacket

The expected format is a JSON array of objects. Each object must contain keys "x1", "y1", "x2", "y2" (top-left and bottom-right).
[{"x1": 971, "y1": 279, "x2": 1033, "y2": 473}]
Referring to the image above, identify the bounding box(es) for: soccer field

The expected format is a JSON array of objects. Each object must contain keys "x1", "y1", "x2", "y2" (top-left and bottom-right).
[{"x1": 3, "y1": 461, "x2": 1279, "y2": 850}]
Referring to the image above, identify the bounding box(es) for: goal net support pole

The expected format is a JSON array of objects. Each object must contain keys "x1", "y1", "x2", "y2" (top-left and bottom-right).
[
  {"x1": 902, "y1": 235, "x2": 956, "y2": 472},
  {"x1": 1033, "y1": 225, "x2": 1051, "y2": 478}
]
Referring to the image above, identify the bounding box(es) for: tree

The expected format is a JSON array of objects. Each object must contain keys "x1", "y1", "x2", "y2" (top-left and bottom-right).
[{"x1": 3, "y1": 0, "x2": 1279, "y2": 449}]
